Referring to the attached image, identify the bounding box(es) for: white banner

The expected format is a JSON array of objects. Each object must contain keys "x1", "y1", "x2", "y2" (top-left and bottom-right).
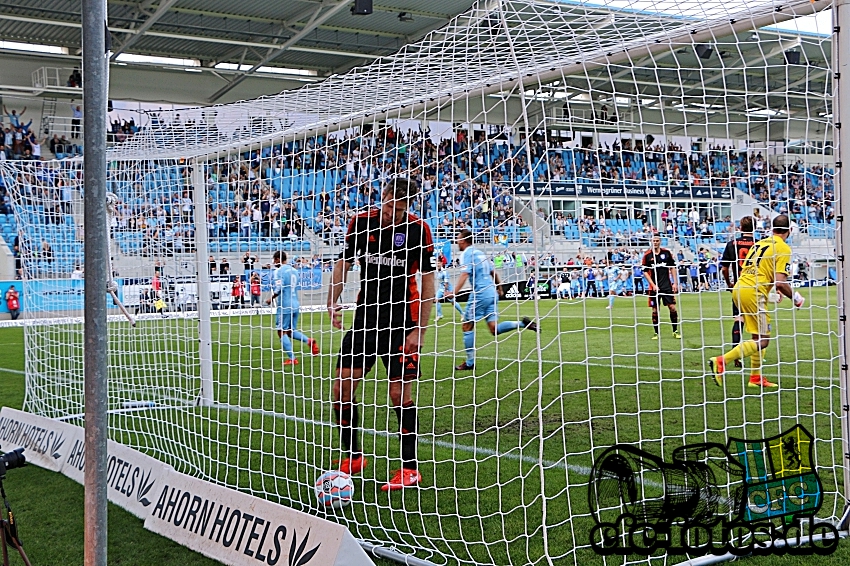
[
  {"x1": 60, "y1": 435, "x2": 174, "y2": 521},
  {"x1": 0, "y1": 407, "x2": 80, "y2": 473},
  {"x1": 0, "y1": 407, "x2": 373, "y2": 566},
  {"x1": 144, "y1": 470, "x2": 372, "y2": 566}
]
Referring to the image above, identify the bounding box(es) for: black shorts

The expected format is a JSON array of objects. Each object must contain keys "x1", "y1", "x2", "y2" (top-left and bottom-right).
[
  {"x1": 336, "y1": 327, "x2": 420, "y2": 381},
  {"x1": 648, "y1": 289, "x2": 676, "y2": 308}
]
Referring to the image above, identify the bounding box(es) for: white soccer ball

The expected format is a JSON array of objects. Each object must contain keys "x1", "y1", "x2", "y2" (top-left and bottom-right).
[{"x1": 315, "y1": 470, "x2": 354, "y2": 509}]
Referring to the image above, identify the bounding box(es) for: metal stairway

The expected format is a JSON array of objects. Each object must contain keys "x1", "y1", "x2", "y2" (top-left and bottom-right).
[{"x1": 40, "y1": 98, "x2": 57, "y2": 135}]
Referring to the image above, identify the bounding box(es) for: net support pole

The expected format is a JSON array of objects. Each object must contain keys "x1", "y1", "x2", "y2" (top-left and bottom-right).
[
  {"x1": 192, "y1": 159, "x2": 214, "y2": 406},
  {"x1": 836, "y1": 0, "x2": 850, "y2": 529},
  {"x1": 497, "y1": 6, "x2": 553, "y2": 565},
  {"x1": 82, "y1": 1, "x2": 109, "y2": 565}
]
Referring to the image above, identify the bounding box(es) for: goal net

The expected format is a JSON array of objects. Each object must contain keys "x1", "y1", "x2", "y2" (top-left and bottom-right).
[{"x1": 2, "y1": 0, "x2": 847, "y2": 564}]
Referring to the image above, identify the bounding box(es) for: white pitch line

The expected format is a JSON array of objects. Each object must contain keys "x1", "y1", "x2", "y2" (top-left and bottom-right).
[
  {"x1": 0, "y1": 367, "x2": 25, "y2": 375},
  {"x1": 6, "y1": 355, "x2": 837, "y2": 386},
  {"x1": 214, "y1": 401, "x2": 598, "y2": 478},
  {"x1": 465, "y1": 355, "x2": 839, "y2": 383}
]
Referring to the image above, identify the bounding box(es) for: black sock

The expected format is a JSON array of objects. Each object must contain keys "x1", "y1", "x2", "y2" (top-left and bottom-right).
[
  {"x1": 732, "y1": 319, "x2": 741, "y2": 345},
  {"x1": 652, "y1": 310, "x2": 659, "y2": 334},
  {"x1": 334, "y1": 401, "x2": 360, "y2": 457},
  {"x1": 670, "y1": 310, "x2": 679, "y2": 333},
  {"x1": 393, "y1": 401, "x2": 418, "y2": 470}
]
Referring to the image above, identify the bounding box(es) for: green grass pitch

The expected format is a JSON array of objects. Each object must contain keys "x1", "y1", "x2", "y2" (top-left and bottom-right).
[{"x1": 1, "y1": 287, "x2": 848, "y2": 565}]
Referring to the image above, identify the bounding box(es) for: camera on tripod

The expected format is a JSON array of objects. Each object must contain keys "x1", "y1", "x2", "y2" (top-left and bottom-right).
[{"x1": 0, "y1": 449, "x2": 25, "y2": 479}]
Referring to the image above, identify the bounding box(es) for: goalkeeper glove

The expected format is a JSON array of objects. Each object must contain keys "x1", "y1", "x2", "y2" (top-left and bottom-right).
[{"x1": 793, "y1": 291, "x2": 805, "y2": 308}]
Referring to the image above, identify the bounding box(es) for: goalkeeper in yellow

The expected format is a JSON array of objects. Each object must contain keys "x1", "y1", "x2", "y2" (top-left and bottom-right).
[{"x1": 708, "y1": 215, "x2": 804, "y2": 388}]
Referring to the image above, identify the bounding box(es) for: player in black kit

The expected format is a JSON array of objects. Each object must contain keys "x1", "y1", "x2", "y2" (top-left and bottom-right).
[
  {"x1": 720, "y1": 216, "x2": 755, "y2": 367},
  {"x1": 327, "y1": 177, "x2": 435, "y2": 491},
  {"x1": 642, "y1": 235, "x2": 680, "y2": 340}
]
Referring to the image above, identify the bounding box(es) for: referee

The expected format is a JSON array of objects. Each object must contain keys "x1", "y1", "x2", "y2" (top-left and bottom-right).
[
  {"x1": 720, "y1": 216, "x2": 755, "y2": 367},
  {"x1": 327, "y1": 177, "x2": 435, "y2": 491}
]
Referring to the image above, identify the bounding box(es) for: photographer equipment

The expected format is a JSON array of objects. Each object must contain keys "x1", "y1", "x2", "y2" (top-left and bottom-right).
[
  {"x1": 0, "y1": 448, "x2": 30, "y2": 566},
  {"x1": 0, "y1": 450, "x2": 24, "y2": 477}
]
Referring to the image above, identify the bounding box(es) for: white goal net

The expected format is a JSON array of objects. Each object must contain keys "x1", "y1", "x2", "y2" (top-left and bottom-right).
[{"x1": 2, "y1": 0, "x2": 848, "y2": 564}]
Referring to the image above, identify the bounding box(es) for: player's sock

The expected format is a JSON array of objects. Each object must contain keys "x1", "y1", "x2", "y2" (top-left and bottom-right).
[
  {"x1": 652, "y1": 310, "x2": 659, "y2": 335},
  {"x1": 496, "y1": 321, "x2": 521, "y2": 334},
  {"x1": 436, "y1": 302, "x2": 443, "y2": 317},
  {"x1": 334, "y1": 401, "x2": 360, "y2": 456},
  {"x1": 463, "y1": 331, "x2": 475, "y2": 365},
  {"x1": 723, "y1": 340, "x2": 759, "y2": 364},
  {"x1": 281, "y1": 334, "x2": 294, "y2": 360},
  {"x1": 394, "y1": 401, "x2": 418, "y2": 470},
  {"x1": 750, "y1": 348, "x2": 763, "y2": 375},
  {"x1": 291, "y1": 331, "x2": 309, "y2": 344},
  {"x1": 608, "y1": 295, "x2": 615, "y2": 308},
  {"x1": 732, "y1": 319, "x2": 742, "y2": 345},
  {"x1": 670, "y1": 310, "x2": 679, "y2": 333}
]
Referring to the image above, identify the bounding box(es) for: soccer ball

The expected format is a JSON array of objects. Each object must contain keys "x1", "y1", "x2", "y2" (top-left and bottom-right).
[{"x1": 315, "y1": 471, "x2": 354, "y2": 509}]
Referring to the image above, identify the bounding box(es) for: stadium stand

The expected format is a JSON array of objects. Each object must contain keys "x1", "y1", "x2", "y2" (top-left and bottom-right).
[{"x1": 0, "y1": 117, "x2": 836, "y2": 277}]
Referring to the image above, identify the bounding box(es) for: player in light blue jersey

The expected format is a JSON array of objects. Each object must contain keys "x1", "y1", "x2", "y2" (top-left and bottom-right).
[
  {"x1": 434, "y1": 263, "x2": 454, "y2": 321},
  {"x1": 446, "y1": 229, "x2": 537, "y2": 371},
  {"x1": 606, "y1": 261, "x2": 620, "y2": 309},
  {"x1": 569, "y1": 268, "x2": 583, "y2": 299},
  {"x1": 266, "y1": 251, "x2": 319, "y2": 366}
]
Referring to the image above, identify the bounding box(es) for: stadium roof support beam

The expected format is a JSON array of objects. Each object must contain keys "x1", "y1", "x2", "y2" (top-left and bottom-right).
[
  {"x1": 325, "y1": 4, "x2": 485, "y2": 76},
  {"x1": 209, "y1": 0, "x2": 353, "y2": 102},
  {"x1": 559, "y1": 76, "x2": 826, "y2": 102},
  {"x1": 0, "y1": 13, "x2": 377, "y2": 63},
  {"x1": 109, "y1": 0, "x2": 180, "y2": 61},
  {"x1": 570, "y1": 50, "x2": 675, "y2": 92},
  {"x1": 683, "y1": 38, "x2": 801, "y2": 92},
  {"x1": 107, "y1": 0, "x2": 416, "y2": 37},
  {"x1": 773, "y1": 67, "x2": 830, "y2": 94}
]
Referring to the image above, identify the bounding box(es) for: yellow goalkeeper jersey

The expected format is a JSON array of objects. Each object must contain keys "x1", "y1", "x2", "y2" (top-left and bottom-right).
[{"x1": 734, "y1": 235, "x2": 792, "y2": 297}]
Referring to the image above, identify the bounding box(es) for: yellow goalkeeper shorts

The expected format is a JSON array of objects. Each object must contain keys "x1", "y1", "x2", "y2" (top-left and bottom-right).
[{"x1": 732, "y1": 287, "x2": 770, "y2": 336}]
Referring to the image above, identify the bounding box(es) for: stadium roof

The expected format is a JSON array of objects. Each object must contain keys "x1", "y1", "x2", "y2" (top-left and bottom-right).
[
  {"x1": 104, "y1": 0, "x2": 832, "y2": 160},
  {"x1": 0, "y1": 0, "x2": 478, "y2": 101}
]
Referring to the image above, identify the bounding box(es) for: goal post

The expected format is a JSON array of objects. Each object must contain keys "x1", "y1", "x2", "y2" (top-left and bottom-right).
[
  {"x1": 3, "y1": 0, "x2": 850, "y2": 564},
  {"x1": 191, "y1": 157, "x2": 215, "y2": 406},
  {"x1": 835, "y1": 0, "x2": 850, "y2": 529}
]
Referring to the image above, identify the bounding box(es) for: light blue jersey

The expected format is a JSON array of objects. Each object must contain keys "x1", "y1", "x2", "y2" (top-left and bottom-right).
[
  {"x1": 436, "y1": 269, "x2": 453, "y2": 298},
  {"x1": 274, "y1": 263, "x2": 300, "y2": 330},
  {"x1": 605, "y1": 266, "x2": 619, "y2": 291},
  {"x1": 462, "y1": 246, "x2": 498, "y2": 322},
  {"x1": 462, "y1": 247, "x2": 497, "y2": 300}
]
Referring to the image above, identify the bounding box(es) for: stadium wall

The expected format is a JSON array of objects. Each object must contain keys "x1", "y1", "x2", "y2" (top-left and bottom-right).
[{"x1": 0, "y1": 240, "x2": 14, "y2": 280}]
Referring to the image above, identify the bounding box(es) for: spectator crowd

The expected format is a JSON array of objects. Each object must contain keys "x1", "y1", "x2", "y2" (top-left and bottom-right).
[{"x1": 0, "y1": 110, "x2": 837, "y2": 280}]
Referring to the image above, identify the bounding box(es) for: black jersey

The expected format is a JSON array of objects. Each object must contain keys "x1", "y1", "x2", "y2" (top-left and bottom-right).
[
  {"x1": 720, "y1": 234, "x2": 755, "y2": 283},
  {"x1": 641, "y1": 247, "x2": 676, "y2": 291},
  {"x1": 341, "y1": 209, "x2": 434, "y2": 330}
]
